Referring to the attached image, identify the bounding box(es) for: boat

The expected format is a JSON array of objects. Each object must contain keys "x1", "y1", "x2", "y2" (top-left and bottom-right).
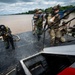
[
  {"x1": 5, "y1": 44, "x2": 75, "y2": 75},
  {"x1": 2, "y1": 7, "x2": 75, "y2": 75}
]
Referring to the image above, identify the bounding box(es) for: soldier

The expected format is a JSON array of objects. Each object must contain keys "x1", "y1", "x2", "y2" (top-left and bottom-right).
[
  {"x1": 32, "y1": 9, "x2": 39, "y2": 35},
  {"x1": 48, "y1": 5, "x2": 66, "y2": 46},
  {"x1": 0, "y1": 25, "x2": 15, "y2": 49},
  {"x1": 33, "y1": 9, "x2": 44, "y2": 40},
  {"x1": 69, "y1": 25, "x2": 75, "y2": 37},
  {"x1": 35, "y1": 10, "x2": 44, "y2": 40}
]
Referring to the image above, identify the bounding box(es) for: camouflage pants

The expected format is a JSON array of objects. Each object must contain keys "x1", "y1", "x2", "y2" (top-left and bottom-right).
[
  {"x1": 36, "y1": 19, "x2": 43, "y2": 35},
  {"x1": 3, "y1": 35, "x2": 15, "y2": 49},
  {"x1": 33, "y1": 19, "x2": 43, "y2": 35},
  {"x1": 49, "y1": 29, "x2": 66, "y2": 46}
]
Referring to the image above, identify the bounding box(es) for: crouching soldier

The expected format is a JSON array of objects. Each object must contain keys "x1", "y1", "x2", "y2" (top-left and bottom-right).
[{"x1": 0, "y1": 25, "x2": 15, "y2": 49}]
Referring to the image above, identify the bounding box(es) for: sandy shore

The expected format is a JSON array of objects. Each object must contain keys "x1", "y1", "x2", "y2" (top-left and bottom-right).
[
  {"x1": 0, "y1": 15, "x2": 33, "y2": 34},
  {"x1": 0, "y1": 13, "x2": 75, "y2": 34}
]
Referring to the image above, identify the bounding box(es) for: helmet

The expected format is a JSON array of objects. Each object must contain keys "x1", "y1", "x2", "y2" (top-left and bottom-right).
[
  {"x1": 51, "y1": 5, "x2": 60, "y2": 17},
  {"x1": 52, "y1": 5, "x2": 60, "y2": 10},
  {"x1": 35, "y1": 9, "x2": 39, "y2": 13},
  {"x1": 38, "y1": 10, "x2": 42, "y2": 13},
  {"x1": 0, "y1": 25, "x2": 6, "y2": 31}
]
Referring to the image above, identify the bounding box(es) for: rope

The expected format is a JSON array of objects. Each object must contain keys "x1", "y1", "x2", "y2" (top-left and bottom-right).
[
  {"x1": 0, "y1": 34, "x2": 20, "y2": 42},
  {"x1": 12, "y1": 34, "x2": 20, "y2": 42}
]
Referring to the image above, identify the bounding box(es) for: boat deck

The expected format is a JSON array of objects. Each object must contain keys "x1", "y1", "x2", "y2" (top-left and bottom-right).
[{"x1": 0, "y1": 31, "x2": 75, "y2": 75}]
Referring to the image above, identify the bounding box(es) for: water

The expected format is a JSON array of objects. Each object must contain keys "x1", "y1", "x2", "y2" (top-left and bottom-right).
[
  {"x1": 0, "y1": 14, "x2": 33, "y2": 34},
  {"x1": 0, "y1": 13, "x2": 75, "y2": 34}
]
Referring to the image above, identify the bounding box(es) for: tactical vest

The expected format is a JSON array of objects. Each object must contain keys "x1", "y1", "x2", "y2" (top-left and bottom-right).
[
  {"x1": 36, "y1": 14, "x2": 43, "y2": 27},
  {"x1": 6, "y1": 27, "x2": 11, "y2": 33}
]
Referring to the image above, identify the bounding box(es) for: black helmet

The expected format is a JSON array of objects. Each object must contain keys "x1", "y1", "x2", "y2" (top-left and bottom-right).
[
  {"x1": 51, "y1": 5, "x2": 60, "y2": 17},
  {"x1": 34, "y1": 9, "x2": 39, "y2": 13},
  {"x1": 52, "y1": 5, "x2": 60, "y2": 10},
  {"x1": 0, "y1": 25, "x2": 6, "y2": 31}
]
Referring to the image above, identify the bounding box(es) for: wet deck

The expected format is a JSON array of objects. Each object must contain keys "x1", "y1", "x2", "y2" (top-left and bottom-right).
[{"x1": 0, "y1": 31, "x2": 75, "y2": 75}]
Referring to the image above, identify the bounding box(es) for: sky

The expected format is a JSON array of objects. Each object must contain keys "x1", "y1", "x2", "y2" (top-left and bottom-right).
[{"x1": 0, "y1": 0, "x2": 75, "y2": 15}]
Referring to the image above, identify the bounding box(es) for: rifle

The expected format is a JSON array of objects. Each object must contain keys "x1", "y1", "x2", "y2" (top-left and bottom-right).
[
  {"x1": 56, "y1": 17, "x2": 75, "y2": 29},
  {"x1": 58, "y1": 8, "x2": 74, "y2": 19},
  {"x1": 43, "y1": 7, "x2": 75, "y2": 48},
  {"x1": 44, "y1": 7, "x2": 75, "y2": 31}
]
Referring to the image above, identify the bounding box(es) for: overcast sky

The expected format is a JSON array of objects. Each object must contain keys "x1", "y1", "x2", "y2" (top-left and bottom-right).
[{"x1": 0, "y1": 0, "x2": 75, "y2": 15}]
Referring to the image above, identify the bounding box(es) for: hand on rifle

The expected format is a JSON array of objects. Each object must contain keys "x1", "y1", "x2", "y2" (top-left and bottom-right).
[{"x1": 55, "y1": 14, "x2": 59, "y2": 18}]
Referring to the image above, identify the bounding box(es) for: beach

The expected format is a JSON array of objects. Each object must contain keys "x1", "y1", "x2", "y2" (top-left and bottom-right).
[{"x1": 0, "y1": 13, "x2": 75, "y2": 34}]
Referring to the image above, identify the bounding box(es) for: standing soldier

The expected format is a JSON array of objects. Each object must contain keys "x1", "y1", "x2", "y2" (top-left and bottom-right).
[
  {"x1": 36, "y1": 9, "x2": 44, "y2": 40},
  {"x1": 48, "y1": 5, "x2": 66, "y2": 46},
  {"x1": 0, "y1": 25, "x2": 15, "y2": 49},
  {"x1": 33, "y1": 9, "x2": 44, "y2": 40},
  {"x1": 32, "y1": 9, "x2": 39, "y2": 35}
]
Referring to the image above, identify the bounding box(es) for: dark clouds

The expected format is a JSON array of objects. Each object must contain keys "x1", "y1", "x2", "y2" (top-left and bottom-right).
[
  {"x1": 0, "y1": 0, "x2": 74, "y2": 4},
  {"x1": 45, "y1": 0, "x2": 70, "y2": 1},
  {"x1": 21, "y1": 0, "x2": 35, "y2": 2},
  {"x1": 0, "y1": 0, "x2": 75, "y2": 15},
  {"x1": 0, "y1": 0, "x2": 18, "y2": 3},
  {"x1": 0, "y1": 0, "x2": 35, "y2": 3}
]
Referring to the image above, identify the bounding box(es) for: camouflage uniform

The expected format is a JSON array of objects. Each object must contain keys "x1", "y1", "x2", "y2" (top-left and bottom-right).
[
  {"x1": 48, "y1": 5, "x2": 66, "y2": 46},
  {"x1": 0, "y1": 25, "x2": 15, "y2": 49},
  {"x1": 36, "y1": 14, "x2": 43, "y2": 34},
  {"x1": 32, "y1": 9, "x2": 39, "y2": 34},
  {"x1": 70, "y1": 25, "x2": 75, "y2": 37},
  {"x1": 49, "y1": 16, "x2": 61, "y2": 45},
  {"x1": 35, "y1": 10, "x2": 44, "y2": 40}
]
